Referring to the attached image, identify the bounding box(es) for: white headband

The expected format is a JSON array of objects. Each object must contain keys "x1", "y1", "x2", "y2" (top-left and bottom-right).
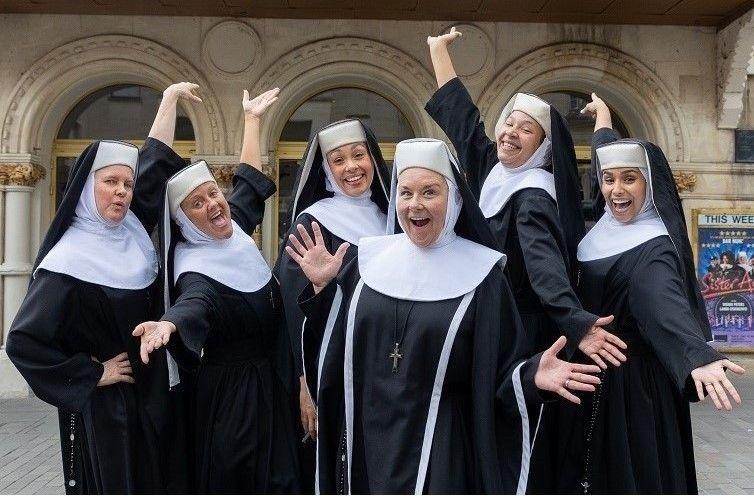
[{"x1": 166, "y1": 161, "x2": 217, "y2": 217}]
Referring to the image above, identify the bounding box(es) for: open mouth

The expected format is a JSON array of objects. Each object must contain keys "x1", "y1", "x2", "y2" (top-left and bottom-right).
[
  {"x1": 611, "y1": 198, "x2": 632, "y2": 214},
  {"x1": 344, "y1": 174, "x2": 365, "y2": 185},
  {"x1": 209, "y1": 210, "x2": 228, "y2": 228},
  {"x1": 500, "y1": 140, "x2": 520, "y2": 151},
  {"x1": 410, "y1": 217, "x2": 430, "y2": 228}
]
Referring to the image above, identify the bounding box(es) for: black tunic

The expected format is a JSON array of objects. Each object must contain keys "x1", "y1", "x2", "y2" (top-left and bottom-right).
[
  {"x1": 161, "y1": 165, "x2": 300, "y2": 494},
  {"x1": 556, "y1": 236, "x2": 723, "y2": 494},
  {"x1": 426, "y1": 79, "x2": 596, "y2": 493},
  {"x1": 6, "y1": 138, "x2": 184, "y2": 494},
  {"x1": 301, "y1": 259, "x2": 545, "y2": 494}
]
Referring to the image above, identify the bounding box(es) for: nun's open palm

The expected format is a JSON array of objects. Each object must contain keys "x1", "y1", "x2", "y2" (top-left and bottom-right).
[
  {"x1": 286, "y1": 222, "x2": 349, "y2": 291},
  {"x1": 243, "y1": 88, "x2": 280, "y2": 119},
  {"x1": 535, "y1": 336, "x2": 602, "y2": 404},
  {"x1": 132, "y1": 321, "x2": 176, "y2": 364}
]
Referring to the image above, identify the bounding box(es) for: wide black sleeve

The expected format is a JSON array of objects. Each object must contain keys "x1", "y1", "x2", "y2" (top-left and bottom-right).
[
  {"x1": 515, "y1": 192, "x2": 599, "y2": 356},
  {"x1": 228, "y1": 165, "x2": 277, "y2": 236},
  {"x1": 297, "y1": 279, "x2": 339, "y2": 400},
  {"x1": 425, "y1": 77, "x2": 499, "y2": 197},
  {"x1": 590, "y1": 127, "x2": 622, "y2": 218},
  {"x1": 161, "y1": 272, "x2": 221, "y2": 356},
  {"x1": 132, "y1": 137, "x2": 187, "y2": 233},
  {"x1": 5, "y1": 272, "x2": 104, "y2": 412},
  {"x1": 275, "y1": 214, "x2": 328, "y2": 378},
  {"x1": 628, "y1": 241, "x2": 724, "y2": 399}
]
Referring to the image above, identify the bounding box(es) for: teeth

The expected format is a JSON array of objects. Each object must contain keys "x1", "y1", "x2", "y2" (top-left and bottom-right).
[{"x1": 345, "y1": 175, "x2": 363, "y2": 183}]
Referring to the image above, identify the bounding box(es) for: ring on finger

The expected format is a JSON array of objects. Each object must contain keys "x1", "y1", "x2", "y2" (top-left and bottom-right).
[{"x1": 565, "y1": 379, "x2": 571, "y2": 389}]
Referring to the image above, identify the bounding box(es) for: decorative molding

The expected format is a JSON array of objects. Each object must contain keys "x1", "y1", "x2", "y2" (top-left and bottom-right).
[
  {"x1": 716, "y1": 9, "x2": 754, "y2": 129},
  {"x1": 673, "y1": 171, "x2": 698, "y2": 192},
  {"x1": 209, "y1": 164, "x2": 236, "y2": 188},
  {"x1": 202, "y1": 20, "x2": 261, "y2": 79},
  {"x1": 437, "y1": 23, "x2": 492, "y2": 82},
  {"x1": 0, "y1": 163, "x2": 46, "y2": 187},
  {"x1": 477, "y1": 42, "x2": 687, "y2": 162},
  {"x1": 1, "y1": 34, "x2": 227, "y2": 155}
]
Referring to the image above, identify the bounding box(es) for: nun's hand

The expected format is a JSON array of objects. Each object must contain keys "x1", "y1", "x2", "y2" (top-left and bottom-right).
[
  {"x1": 164, "y1": 82, "x2": 202, "y2": 104},
  {"x1": 243, "y1": 88, "x2": 280, "y2": 119},
  {"x1": 535, "y1": 336, "x2": 602, "y2": 405},
  {"x1": 580, "y1": 92, "x2": 608, "y2": 119},
  {"x1": 132, "y1": 321, "x2": 176, "y2": 364},
  {"x1": 691, "y1": 359, "x2": 745, "y2": 411},
  {"x1": 285, "y1": 222, "x2": 349, "y2": 292},
  {"x1": 95, "y1": 352, "x2": 135, "y2": 386},
  {"x1": 427, "y1": 26, "x2": 462, "y2": 49},
  {"x1": 578, "y1": 315, "x2": 627, "y2": 369},
  {"x1": 299, "y1": 376, "x2": 317, "y2": 440}
]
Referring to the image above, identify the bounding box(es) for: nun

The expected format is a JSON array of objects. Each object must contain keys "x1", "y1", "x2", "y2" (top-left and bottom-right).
[
  {"x1": 424, "y1": 28, "x2": 624, "y2": 492},
  {"x1": 286, "y1": 138, "x2": 602, "y2": 494},
  {"x1": 556, "y1": 96, "x2": 745, "y2": 494},
  {"x1": 132, "y1": 88, "x2": 300, "y2": 494},
  {"x1": 273, "y1": 118, "x2": 391, "y2": 488},
  {"x1": 5, "y1": 82, "x2": 200, "y2": 494}
]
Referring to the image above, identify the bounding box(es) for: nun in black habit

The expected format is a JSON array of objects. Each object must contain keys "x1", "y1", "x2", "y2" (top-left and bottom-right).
[
  {"x1": 286, "y1": 138, "x2": 602, "y2": 494},
  {"x1": 133, "y1": 88, "x2": 300, "y2": 494},
  {"x1": 273, "y1": 118, "x2": 391, "y2": 488},
  {"x1": 424, "y1": 28, "x2": 626, "y2": 492},
  {"x1": 5, "y1": 83, "x2": 200, "y2": 494},
  {"x1": 556, "y1": 96, "x2": 745, "y2": 494}
]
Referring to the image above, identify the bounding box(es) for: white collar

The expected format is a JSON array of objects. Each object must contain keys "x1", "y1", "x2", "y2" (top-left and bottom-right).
[
  {"x1": 173, "y1": 208, "x2": 271, "y2": 292},
  {"x1": 358, "y1": 233, "x2": 504, "y2": 301},
  {"x1": 478, "y1": 138, "x2": 555, "y2": 218},
  {"x1": 300, "y1": 157, "x2": 387, "y2": 245},
  {"x1": 577, "y1": 164, "x2": 669, "y2": 262},
  {"x1": 35, "y1": 172, "x2": 158, "y2": 289}
]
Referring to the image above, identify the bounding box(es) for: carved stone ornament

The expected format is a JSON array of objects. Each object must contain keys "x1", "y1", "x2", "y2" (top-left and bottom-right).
[
  {"x1": 0, "y1": 162, "x2": 46, "y2": 186},
  {"x1": 209, "y1": 163, "x2": 275, "y2": 188},
  {"x1": 672, "y1": 171, "x2": 697, "y2": 193}
]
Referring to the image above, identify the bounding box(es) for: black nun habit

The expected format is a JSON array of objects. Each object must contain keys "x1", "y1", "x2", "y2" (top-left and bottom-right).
[
  {"x1": 299, "y1": 138, "x2": 547, "y2": 494},
  {"x1": 6, "y1": 137, "x2": 186, "y2": 494}
]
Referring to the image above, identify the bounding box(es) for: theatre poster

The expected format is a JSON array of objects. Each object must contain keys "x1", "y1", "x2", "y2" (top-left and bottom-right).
[{"x1": 693, "y1": 209, "x2": 754, "y2": 352}]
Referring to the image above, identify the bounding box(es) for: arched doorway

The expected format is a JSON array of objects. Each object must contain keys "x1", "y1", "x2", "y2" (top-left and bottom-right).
[
  {"x1": 51, "y1": 84, "x2": 197, "y2": 212},
  {"x1": 270, "y1": 87, "x2": 415, "y2": 256},
  {"x1": 540, "y1": 90, "x2": 631, "y2": 222}
]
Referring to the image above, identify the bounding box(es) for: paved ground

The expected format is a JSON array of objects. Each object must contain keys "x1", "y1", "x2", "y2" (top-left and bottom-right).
[{"x1": 1, "y1": 356, "x2": 753, "y2": 495}]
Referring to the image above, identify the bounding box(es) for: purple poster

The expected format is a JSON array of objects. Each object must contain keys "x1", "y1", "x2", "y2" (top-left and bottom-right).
[{"x1": 694, "y1": 210, "x2": 754, "y2": 351}]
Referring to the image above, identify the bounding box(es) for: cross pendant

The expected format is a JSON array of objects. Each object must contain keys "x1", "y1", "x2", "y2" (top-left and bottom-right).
[{"x1": 389, "y1": 342, "x2": 402, "y2": 373}]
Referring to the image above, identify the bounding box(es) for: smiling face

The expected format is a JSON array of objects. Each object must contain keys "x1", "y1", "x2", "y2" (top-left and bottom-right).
[
  {"x1": 93, "y1": 165, "x2": 135, "y2": 224},
  {"x1": 600, "y1": 167, "x2": 647, "y2": 223},
  {"x1": 495, "y1": 110, "x2": 546, "y2": 168},
  {"x1": 180, "y1": 181, "x2": 233, "y2": 239},
  {"x1": 325, "y1": 142, "x2": 374, "y2": 197},
  {"x1": 396, "y1": 167, "x2": 449, "y2": 248}
]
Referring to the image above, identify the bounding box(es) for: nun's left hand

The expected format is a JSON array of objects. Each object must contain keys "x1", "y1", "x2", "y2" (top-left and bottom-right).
[
  {"x1": 132, "y1": 321, "x2": 176, "y2": 364},
  {"x1": 535, "y1": 336, "x2": 602, "y2": 405},
  {"x1": 691, "y1": 359, "x2": 745, "y2": 411},
  {"x1": 243, "y1": 88, "x2": 280, "y2": 119}
]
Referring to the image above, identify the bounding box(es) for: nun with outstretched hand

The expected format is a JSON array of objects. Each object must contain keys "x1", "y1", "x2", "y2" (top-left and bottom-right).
[
  {"x1": 132, "y1": 89, "x2": 300, "y2": 494},
  {"x1": 288, "y1": 138, "x2": 602, "y2": 494},
  {"x1": 6, "y1": 82, "x2": 200, "y2": 494},
  {"x1": 555, "y1": 94, "x2": 745, "y2": 494}
]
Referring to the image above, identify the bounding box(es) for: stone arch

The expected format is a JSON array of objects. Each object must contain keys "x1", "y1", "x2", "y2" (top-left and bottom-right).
[
  {"x1": 1, "y1": 34, "x2": 227, "y2": 156},
  {"x1": 717, "y1": 9, "x2": 754, "y2": 129},
  {"x1": 478, "y1": 43, "x2": 688, "y2": 162},
  {"x1": 240, "y1": 37, "x2": 438, "y2": 155}
]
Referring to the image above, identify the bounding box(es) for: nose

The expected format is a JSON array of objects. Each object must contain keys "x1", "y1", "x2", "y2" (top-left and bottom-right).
[{"x1": 115, "y1": 181, "x2": 127, "y2": 197}]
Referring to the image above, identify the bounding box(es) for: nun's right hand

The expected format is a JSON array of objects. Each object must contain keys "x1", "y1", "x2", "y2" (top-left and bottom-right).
[
  {"x1": 95, "y1": 352, "x2": 135, "y2": 387},
  {"x1": 163, "y1": 82, "x2": 202, "y2": 103},
  {"x1": 285, "y1": 222, "x2": 349, "y2": 292},
  {"x1": 132, "y1": 321, "x2": 176, "y2": 364},
  {"x1": 427, "y1": 26, "x2": 462, "y2": 49}
]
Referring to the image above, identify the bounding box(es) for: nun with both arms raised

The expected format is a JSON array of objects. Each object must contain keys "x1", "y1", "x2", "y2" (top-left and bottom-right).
[
  {"x1": 554, "y1": 95, "x2": 746, "y2": 494},
  {"x1": 6, "y1": 83, "x2": 201, "y2": 494},
  {"x1": 273, "y1": 118, "x2": 391, "y2": 489},
  {"x1": 132, "y1": 88, "x2": 300, "y2": 494},
  {"x1": 286, "y1": 138, "x2": 602, "y2": 494},
  {"x1": 424, "y1": 28, "x2": 627, "y2": 492}
]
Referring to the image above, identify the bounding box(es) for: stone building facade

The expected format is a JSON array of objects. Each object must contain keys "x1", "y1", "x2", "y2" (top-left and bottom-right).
[{"x1": 2, "y1": 10, "x2": 754, "y2": 396}]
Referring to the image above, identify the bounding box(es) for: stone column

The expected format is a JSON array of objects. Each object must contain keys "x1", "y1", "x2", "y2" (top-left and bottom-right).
[
  {"x1": 0, "y1": 157, "x2": 45, "y2": 398},
  {"x1": 194, "y1": 154, "x2": 276, "y2": 259}
]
